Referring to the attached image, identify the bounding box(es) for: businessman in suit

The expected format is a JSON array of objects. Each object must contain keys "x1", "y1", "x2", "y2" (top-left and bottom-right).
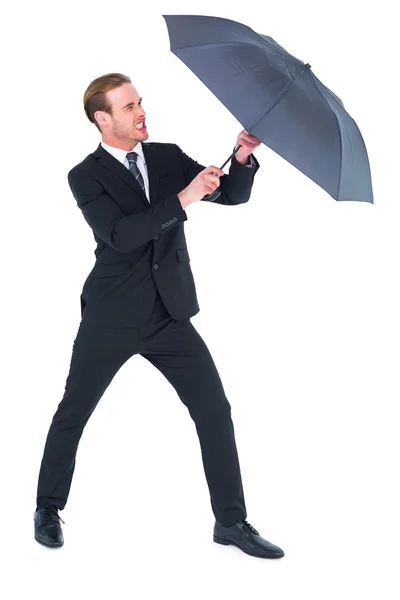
[{"x1": 34, "y1": 73, "x2": 284, "y2": 559}]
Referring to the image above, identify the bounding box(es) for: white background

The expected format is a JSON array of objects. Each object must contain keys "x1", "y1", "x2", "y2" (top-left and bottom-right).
[{"x1": 1, "y1": 1, "x2": 399, "y2": 598}]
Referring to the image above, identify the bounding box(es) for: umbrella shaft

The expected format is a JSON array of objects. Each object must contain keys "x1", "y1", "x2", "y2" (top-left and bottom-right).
[{"x1": 219, "y1": 144, "x2": 242, "y2": 170}]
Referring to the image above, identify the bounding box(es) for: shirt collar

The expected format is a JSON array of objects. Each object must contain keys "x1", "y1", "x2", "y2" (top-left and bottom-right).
[{"x1": 101, "y1": 140, "x2": 146, "y2": 165}]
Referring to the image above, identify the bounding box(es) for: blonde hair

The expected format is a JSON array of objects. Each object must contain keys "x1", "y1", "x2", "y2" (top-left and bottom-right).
[{"x1": 83, "y1": 72, "x2": 132, "y2": 132}]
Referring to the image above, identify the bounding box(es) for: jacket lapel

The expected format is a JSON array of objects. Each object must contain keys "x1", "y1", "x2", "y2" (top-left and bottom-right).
[
  {"x1": 93, "y1": 142, "x2": 160, "y2": 209},
  {"x1": 142, "y1": 142, "x2": 160, "y2": 206}
]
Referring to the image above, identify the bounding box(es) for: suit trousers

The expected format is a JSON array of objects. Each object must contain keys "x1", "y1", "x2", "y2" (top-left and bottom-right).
[{"x1": 36, "y1": 293, "x2": 247, "y2": 527}]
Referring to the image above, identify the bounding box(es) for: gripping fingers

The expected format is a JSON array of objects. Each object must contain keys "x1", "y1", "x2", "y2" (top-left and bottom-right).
[{"x1": 204, "y1": 173, "x2": 221, "y2": 187}]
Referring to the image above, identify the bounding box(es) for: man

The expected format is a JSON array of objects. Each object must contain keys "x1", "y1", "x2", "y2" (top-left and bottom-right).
[{"x1": 34, "y1": 72, "x2": 284, "y2": 559}]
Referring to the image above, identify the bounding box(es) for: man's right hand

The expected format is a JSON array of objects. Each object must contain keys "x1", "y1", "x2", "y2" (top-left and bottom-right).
[{"x1": 178, "y1": 166, "x2": 225, "y2": 209}]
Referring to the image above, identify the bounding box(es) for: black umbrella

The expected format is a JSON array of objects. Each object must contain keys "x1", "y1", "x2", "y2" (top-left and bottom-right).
[{"x1": 163, "y1": 14, "x2": 373, "y2": 203}]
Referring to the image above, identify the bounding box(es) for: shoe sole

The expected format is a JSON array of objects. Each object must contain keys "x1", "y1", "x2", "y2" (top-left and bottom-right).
[
  {"x1": 213, "y1": 535, "x2": 283, "y2": 559},
  {"x1": 34, "y1": 535, "x2": 63, "y2": 549}
]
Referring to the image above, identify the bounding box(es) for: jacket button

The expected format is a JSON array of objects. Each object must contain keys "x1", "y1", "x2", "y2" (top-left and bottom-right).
[
  {"x1": 173, "y1": 217, "x2": 177, "y2": 223},
  {"x1": 169, "y1": 219, "x2": 173, "y2": 225},
  {"x1": 166, "y1": 222, "x2": 170, "y2": 227},
  {"x1": 153, "y1": 263, "x2": 159, "y2": 270},
  {"x1": 161, "y1": 224, "x2": 165, "y2": 229},
  {"x1": 154, "y1": 235, "x2": 159, "y2": 240}
]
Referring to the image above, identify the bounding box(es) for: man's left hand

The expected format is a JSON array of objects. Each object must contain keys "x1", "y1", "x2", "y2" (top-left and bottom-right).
[{"x1": 235, "y1": 129, "x2": 261, "y2": 164}]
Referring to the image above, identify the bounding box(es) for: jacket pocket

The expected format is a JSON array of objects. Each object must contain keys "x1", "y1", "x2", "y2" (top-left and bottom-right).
[{"x1": 176, "y1": 248, "x2": 190, "y2": 262}]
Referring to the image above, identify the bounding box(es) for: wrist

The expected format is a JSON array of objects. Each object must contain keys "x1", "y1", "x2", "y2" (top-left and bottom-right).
[
  {"x1": 178, "y1": 191, "x2": 190, "y2": 210},
  {"x1": 235, "y1": 151, "x2": 251, "y2": 166}
]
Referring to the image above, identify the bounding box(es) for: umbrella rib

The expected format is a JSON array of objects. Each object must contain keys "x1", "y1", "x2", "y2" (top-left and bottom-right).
[
  {"x1": 246, "y1": 64, "x2": 311, "y2": 132},
  {"x1": 172, "y1": 39, "x2": 301, "y2": 67},
  {"x1": 308, "y1": 73, "x2": 344, "y2": 199}
]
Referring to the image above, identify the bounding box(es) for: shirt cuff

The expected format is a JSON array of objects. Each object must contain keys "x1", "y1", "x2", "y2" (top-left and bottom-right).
[{"x1": 245, "y1": 154, "x2": 256, "y2": 168}]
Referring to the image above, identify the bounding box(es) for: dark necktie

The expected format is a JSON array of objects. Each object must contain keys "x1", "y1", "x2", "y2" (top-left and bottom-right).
[{"x1": 126, "y1": 151, "x2": 147, "y2": 198}]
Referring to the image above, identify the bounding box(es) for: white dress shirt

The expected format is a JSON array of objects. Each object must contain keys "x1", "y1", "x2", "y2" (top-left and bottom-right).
[{"x1": 101, "y1": 141, "x2": 150, "y2": 202}]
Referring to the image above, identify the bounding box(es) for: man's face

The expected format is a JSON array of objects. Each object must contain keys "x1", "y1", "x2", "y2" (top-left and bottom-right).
[{"x1": 98, "y1": 83, "x2": 149, "y2": 146}]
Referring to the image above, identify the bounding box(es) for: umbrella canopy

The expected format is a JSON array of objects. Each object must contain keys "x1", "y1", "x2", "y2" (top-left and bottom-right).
[{"x1": 163, "y1": 14, "x2": 373, "y2": 203}]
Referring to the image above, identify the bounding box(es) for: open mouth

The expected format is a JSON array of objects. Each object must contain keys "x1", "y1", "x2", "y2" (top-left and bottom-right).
[{"x1": 136, "y1": 122, "x2": 146, "y2": 131}]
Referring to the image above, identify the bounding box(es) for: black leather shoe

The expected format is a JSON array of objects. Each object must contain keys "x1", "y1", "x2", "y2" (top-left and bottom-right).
[
  {"x1": 34, "y1": 506, "x2": 65, "y2": 548},
  {"x1": 213, "y1": 519, "x2": 284, "y2": 558}
]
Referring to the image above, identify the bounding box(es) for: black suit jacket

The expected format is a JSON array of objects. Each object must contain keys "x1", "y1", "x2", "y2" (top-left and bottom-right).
[{"x1": 67, "y1": 141, "x2": 260, "y2": 327}]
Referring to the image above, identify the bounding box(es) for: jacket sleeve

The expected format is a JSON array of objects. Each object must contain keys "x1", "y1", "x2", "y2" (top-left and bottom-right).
[
  {"x1": 174, "y1": 144, "x2": 260, "y2": 205},
  {"x1": 67, "y1": 167, "x2": 188, "y2": 254}
]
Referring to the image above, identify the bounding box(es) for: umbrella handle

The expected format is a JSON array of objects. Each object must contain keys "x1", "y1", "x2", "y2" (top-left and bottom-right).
[{"x1": 202, "y1": 145, "x2": 242, "y2": 201}]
